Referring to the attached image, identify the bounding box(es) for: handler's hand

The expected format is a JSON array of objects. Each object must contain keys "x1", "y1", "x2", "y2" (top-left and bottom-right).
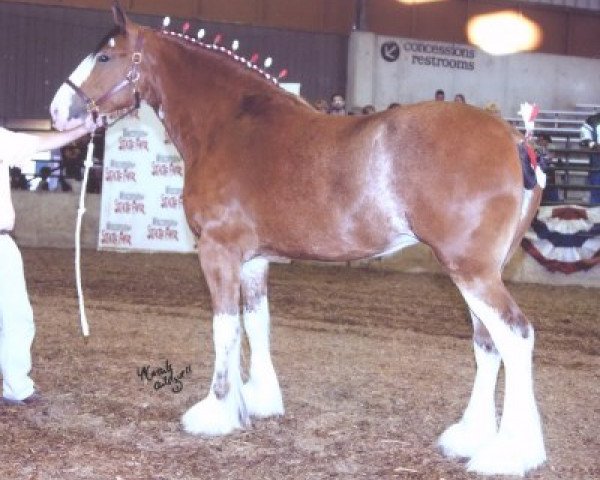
[{"x1": 83, "y1": 114, "x2": 104, "y2": 133}]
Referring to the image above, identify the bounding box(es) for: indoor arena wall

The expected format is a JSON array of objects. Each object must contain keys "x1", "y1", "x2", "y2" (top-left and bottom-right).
[{"x1": 347, "y1": 30, "x2": 600, "y2": 115}]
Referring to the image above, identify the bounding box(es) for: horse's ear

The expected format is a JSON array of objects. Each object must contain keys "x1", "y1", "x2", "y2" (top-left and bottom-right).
[{"x1": 112, "y1": 0, "x2": 128, "y2": 32}]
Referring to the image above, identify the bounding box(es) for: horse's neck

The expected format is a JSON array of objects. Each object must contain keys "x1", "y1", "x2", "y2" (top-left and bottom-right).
[{"x1": 141, "y1": 33, "x2": 275, "y2": 161}]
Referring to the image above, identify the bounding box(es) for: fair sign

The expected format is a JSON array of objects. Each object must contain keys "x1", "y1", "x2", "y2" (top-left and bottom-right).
[{"x1": 98, "y1": 103, "x2": 196, "y2": 253}]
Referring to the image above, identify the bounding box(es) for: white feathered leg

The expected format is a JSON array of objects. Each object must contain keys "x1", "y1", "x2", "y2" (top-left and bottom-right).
[
  {"x1": 461, "y1": 291, "x2": 546, "y2": 476},
  {"x1": 182, "y1": 313, "x2": 248, "y2": 435},
  {"x1": 439, "y1": 311, "x2": 500, "y2": 457},
  {"x1": 438, "y1": 341, "x2": 500, "y2": 458},
  {"x1": 240, "y1": 258, "x2": 284, "y2": 418}
]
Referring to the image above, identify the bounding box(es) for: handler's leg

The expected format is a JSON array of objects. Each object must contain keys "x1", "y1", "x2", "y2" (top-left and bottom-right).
[
  {"x1": 240, "y1": 258, "x2": 284, "y2": 417},
  {"x1": 0, "y1": 235, "x2": 35, "y2": 402}
]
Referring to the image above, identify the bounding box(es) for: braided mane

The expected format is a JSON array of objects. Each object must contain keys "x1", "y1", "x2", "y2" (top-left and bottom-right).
[{"x1": 158, "y1": 29, "x2": 282, "y2": 88}]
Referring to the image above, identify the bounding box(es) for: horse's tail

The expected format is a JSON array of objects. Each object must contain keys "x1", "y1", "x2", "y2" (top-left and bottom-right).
[
  {"x1": 499, "y1": 123, "x2": 543, "y2": 268},
  {"x1": 503, "y1": 184, "x2": 542, "y2": 268}
]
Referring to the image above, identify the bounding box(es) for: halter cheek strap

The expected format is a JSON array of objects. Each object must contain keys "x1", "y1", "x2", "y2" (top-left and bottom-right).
[{"x1": 67, "y1": 31, "x2": 144, "y2": 125}]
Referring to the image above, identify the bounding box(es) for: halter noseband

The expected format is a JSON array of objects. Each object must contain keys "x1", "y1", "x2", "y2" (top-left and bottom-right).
[{"x1": 66, "y1": 32, "x2": 144, "y2": 127}]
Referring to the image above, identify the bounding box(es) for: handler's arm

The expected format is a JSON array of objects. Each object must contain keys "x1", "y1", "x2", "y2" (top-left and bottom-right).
[{"x1": 34, "y1": 117, "x2": 98, "y2": 152}]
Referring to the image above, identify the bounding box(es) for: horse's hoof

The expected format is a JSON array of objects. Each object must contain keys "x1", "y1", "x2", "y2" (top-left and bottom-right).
[
  {"x1": 466, "y1": 433, "x2": 546, "y2": 476},
  {"x1": 438, "y1": 419, "x2": 497, "y2": 459},
  {"x1": 242, "y1": 377, "x2": 284, "y2": 418},
  {"x1": 181, "y1": 392, "x2": 246, "y2": 436}
]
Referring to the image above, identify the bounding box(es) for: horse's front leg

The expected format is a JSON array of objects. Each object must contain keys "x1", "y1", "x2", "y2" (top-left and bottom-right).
[
  {"x1": 182, "y1": 239, "x2": 248, "y2": 436},
  {"x1": 240, "y1": 258, "x2": 284, "y2": 418}
]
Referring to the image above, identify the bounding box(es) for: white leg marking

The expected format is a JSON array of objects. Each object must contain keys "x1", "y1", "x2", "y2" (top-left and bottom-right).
[
  {"x1": 182, "y1": 314, "x2": 247, "y2": 436},
  {"x1": 240, "y1": 258, "x2": 283, "y2": 418},
  {"x1": 242, "y1": 296, "x2": 284, "y2": 417},
  {"x1": 461, "y1": 292, "x2": 546, "y2": 476},
  {"x1": 439, "y1": 343, "x2": 500, "y2": 458},
  {"x1": 520, "y1": 188, "x2": 534, "y2": 221}
]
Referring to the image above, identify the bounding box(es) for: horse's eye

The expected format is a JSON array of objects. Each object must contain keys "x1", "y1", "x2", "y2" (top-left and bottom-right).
[{"x1": 98, "y1": 54, "x2": 110, "y2": 63}]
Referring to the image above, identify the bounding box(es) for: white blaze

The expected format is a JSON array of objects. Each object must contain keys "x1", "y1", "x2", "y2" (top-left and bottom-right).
[{"x1": 50, "y1": 55, "x2": 96, "y2": 131}]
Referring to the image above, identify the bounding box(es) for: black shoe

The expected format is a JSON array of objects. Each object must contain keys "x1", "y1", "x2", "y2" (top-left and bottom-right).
[{"x1": 2, "y1": 392, "x2": 44, "y2": 406}]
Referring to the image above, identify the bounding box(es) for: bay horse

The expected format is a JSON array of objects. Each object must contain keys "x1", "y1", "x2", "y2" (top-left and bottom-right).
[{"x1": 50, "y1": 3, "x2": 546, "y2": 475}]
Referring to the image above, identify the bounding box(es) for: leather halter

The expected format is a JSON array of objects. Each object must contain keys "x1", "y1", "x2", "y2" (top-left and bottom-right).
[{"x1": 66, "y1": 31, "x2": 144, "y2": 127}]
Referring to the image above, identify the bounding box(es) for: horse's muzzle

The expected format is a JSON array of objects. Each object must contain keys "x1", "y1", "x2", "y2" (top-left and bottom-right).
[{"x1": 67, "y1": 92, "x2": 89, "y2": 122}]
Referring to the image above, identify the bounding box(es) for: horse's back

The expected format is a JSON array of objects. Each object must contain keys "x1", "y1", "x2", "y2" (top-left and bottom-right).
[{"x1": 253, "y1": 100, "x2": 521, "y2": 190}]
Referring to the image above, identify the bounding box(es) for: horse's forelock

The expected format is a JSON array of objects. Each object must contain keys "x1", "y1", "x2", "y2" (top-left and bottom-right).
[{"x1": 92, "y1": 26, "x2": 125, "y2": 56}]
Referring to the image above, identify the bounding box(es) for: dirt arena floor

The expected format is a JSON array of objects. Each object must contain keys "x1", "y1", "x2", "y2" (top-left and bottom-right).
[{"x1": 1, "y1": 248, "x2": 598, "y2": 480}]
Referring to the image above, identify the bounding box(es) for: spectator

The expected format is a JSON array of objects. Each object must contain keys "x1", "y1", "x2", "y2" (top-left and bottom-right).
[
  {"x1": 454, "y1": 94, "x2": 466, "y2": 104},
  {"x1": 362, "y1": 105, "x2": 376, "y2": 115},
  {"x1": 0, "y1": 117, "x2": 98, "y2": 406},
  {"x1": 536, "y1": 133, "x2": 552, "y2": 154},
  {"x1": 537, "y1": 134, "x2": 559, "y2": 203},
  {"x1": 35, "y1": 167, "x2": 52, "y2": 192},
  {"x1": 60, "y1": 137, "x2": 88, "y2": 181},
  {"x1": 86, "y1": 166, "x2": 102, "y2": 194},
  {"x1": 313, "y1": 99, "x2": 328, "y2": 113},
  {"x1": 58, "y1": 177, "x2": 73, "y2": 192},
  {"x1": 328, "y1": 93, "x2": 347, "y2": 116},
  {"x1": 580, "y1": 112, "x2": 600, "y2": 204},
  {"x1": 435, "y1": 89, "x2": 445, "y2": 101},
  {"x1": 9, "y1": 167, "x2": 28, "y2": 190},
  {"x1": 483, "y1": 102, "x2": 501, "y2": 118}
]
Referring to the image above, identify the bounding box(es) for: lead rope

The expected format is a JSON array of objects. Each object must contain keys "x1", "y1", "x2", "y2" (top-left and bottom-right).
[{"x1": 75, "y1": 135, "x2": 95, "y2": 338}]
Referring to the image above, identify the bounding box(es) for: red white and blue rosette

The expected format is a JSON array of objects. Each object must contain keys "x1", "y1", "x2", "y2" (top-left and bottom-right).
[{"x1": 521, "y1": 205, "x2": 600, "y2": 274}]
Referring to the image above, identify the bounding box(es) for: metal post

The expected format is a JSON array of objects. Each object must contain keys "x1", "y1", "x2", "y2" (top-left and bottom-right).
[{"x1": 354, "y1": 0, "x2": 367, "y2": 31}]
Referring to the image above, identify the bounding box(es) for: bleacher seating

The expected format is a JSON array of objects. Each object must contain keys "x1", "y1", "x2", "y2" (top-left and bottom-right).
[
  {"x1": 505, "y1": 109, "x2": 592, "y2": 146},
  {"x1": 575, "y1": 103, "x2": 600, "y2": 112},
  {"x1": 504, "y1": 104, "x2": 599, "y2": 206},
  {"x1": 505, "y1": 104, "x2": 600, "y2": 205}
]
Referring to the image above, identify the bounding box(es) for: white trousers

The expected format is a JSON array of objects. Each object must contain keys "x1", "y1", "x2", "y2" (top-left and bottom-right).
[{"x1": 0, "y1": 235, "x2": 35, "y2": 401}]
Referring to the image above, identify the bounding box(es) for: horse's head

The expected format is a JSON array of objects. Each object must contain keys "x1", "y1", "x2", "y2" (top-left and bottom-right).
[{"x1": 51, "y1": 1, "x2": 144, "y2": 130}]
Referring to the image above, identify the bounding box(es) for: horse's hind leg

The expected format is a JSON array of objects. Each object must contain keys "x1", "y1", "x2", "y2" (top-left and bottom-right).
[
  {"x1": 181, "y1": 239, "x2": 248, "y2": 436},
  {"x1": 450, "y1": 274, "x2": 546, "y2": 475},
  {"x1": 438, "y1": 311, "x2": 500, "y2": 458},
  {"x1": 240, "y1": 258, "x2": 284, "y2": 417}
]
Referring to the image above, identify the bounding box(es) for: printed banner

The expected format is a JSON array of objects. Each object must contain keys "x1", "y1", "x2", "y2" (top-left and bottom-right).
[
  {"x1": 521, "y1": 205, "x2": 600, "y2": 274},
  {"x1": 98, "y1": 103, "x2": 196, "y2": 252}
]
